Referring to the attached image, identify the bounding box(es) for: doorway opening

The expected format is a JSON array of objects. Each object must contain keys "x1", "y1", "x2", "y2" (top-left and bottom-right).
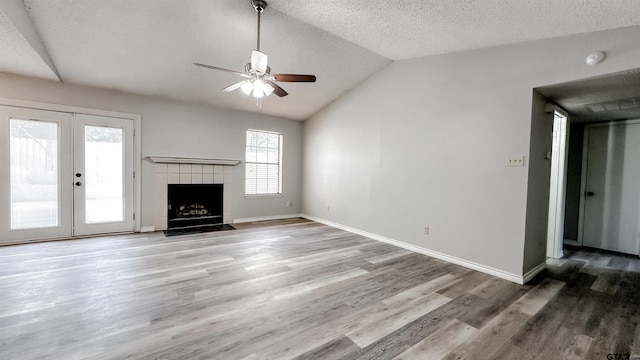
[{"x1": 530, "y1": 68, "x2": 640, "y2": 275}]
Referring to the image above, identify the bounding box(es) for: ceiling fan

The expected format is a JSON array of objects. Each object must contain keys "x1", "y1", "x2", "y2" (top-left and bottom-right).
[{"x1": 194, "y1": 0, "x2": 316, "y2": 102}]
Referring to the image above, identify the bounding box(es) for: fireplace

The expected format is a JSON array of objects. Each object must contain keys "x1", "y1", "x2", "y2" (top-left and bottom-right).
[{"x1": 167, "y1": 184, "x2": 223, "y2": 229}]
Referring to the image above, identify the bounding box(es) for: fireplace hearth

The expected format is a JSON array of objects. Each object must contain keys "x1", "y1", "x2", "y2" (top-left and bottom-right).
[{"x1": 168, "y1": 184, "x2": 223, "y2": 229}]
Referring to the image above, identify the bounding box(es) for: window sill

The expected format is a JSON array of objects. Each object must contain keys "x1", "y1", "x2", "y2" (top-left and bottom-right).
[{"x1": 244, "y1": 194, "x2": 283, "y2": 199}]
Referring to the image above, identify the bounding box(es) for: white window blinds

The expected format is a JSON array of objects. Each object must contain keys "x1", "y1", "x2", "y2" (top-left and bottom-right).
[{"x1": 245, "y1": 129, "x2": 282, "y2": 196}]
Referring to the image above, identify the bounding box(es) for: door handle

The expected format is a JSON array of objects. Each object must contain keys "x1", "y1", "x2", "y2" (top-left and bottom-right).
[
  {"x1": 75, "y1": 173, "x2": 82, "y2": 178},
  {"x1": 586, "y1": 191, "x2": 595, "y2": 196},
  {"x1": 75, "y1": 181, "x2": 82, "y2": 186}
]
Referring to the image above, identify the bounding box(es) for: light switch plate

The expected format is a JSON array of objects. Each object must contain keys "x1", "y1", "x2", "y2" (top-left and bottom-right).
[{"x1": 506, "y1": 155, "x2": 525, "y2": 167}]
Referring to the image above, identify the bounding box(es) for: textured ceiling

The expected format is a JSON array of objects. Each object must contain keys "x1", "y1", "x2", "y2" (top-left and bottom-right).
[
  {"x1": 0, "y1": 6, "x2": 57, "y2": 81},
  {"x1": 0, "y1": 1, "x2": 640, "y2": 120},
  {"x1": 268, "y1": 0, "x2": 640, "y2": 60}
]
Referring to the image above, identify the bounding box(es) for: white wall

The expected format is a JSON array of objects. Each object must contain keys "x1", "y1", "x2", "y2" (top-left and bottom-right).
[
  {"x1": 303, "y1": 26, "x2": 640, "y2": 278},
  {"x1": 0, "y1": 73, "x2": 303, "y2": 229}
]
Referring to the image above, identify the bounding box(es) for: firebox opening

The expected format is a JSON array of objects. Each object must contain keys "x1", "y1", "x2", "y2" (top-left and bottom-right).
[{"x1": 168, "y1": 184, "x2": 223, "y2": 229}]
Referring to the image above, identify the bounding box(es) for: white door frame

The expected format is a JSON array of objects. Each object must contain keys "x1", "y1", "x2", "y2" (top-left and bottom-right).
[
  {"x1": 577, "y1": 118, "x2": 640, "y2": 249},
  {"x1": 546, "y1": 107, "x2": 569, "y2": 259},
  {"x1": 0, "y1": 97, "x2": 141, "y2": 238}
]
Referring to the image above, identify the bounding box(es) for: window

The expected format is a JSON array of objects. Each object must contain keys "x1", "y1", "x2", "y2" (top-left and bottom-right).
[{"x1": 245, "y1": 129, "x2": 282, "y2": 196}]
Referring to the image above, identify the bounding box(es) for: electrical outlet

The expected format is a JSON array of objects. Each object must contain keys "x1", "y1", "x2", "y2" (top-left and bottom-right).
[
  {"x1": 424, "y1": 227, "x2": 430, "y2": 235},
  {"x1": 326, "y1": 205, "x2": 330, "y2": 212},
  {"x1": 506, "y1": 155, "x2": 525, "y2": 167},
  {"x1": 285, "y1": 201, "x2": 292, "y2": 207}
]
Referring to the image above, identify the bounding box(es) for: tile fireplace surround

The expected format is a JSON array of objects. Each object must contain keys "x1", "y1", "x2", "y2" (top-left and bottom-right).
[{"x1": 150, "y1": 158, "x2": 237, "y2": 231}]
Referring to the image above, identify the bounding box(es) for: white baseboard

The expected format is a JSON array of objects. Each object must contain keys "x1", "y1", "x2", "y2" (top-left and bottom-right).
[
  {"x1": 233, "y1": 213, "x2": 303, "y2": 224},
  {"x1": 523, "y1": 262, "x2": 547, "y2": 283},
  {"x1": 301, "y1": 214, "x2": 534, "y2": 285},
  {"x1": 140, "y1": 226, "x2": 156, "y2": 233}
]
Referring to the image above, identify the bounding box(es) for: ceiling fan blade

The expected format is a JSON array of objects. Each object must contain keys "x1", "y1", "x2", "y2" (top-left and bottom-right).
[
  {"x1": 193, "y1": 63, "x2": 249, "y2": 77},
  {"x1": 251, "y1": 50, "x2": 268, "y2": 74},
  {"x1": 222, "y1": 80, "x2": 250, "y2": 92},
  {"x1": 273, "y1": 74, "x2": 317, "y2": 82},
  {"x1": 265, "y1": 80, "x2": 288, "y2": 97}
]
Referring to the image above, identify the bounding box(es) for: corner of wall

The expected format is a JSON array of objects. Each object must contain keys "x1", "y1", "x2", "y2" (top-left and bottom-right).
[{"x1": 523, "y1": 90, "x2": 554, "y2": 274}]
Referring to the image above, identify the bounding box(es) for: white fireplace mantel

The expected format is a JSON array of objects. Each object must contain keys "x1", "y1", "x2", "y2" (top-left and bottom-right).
[{"x1": 146, "y1": 156, "x2": 240, "y2": 166}]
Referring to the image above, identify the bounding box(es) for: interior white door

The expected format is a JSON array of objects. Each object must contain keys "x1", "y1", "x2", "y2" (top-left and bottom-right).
[
  {"x1": 582, "y1": 122, "x2": 640, "y2": 254},
  {"x1": 73, "y1": 114, "x2": 134, "y2": 236},
  {"x1": 0, "y1": 106, "x2": 73, "y2": 243}
]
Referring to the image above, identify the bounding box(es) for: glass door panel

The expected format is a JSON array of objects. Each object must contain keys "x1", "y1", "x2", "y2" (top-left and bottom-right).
[
  {"x1": 84, "y1": 126, "x2": 124, "y2": 223},
  {"x1": 10, "y1": 119, "x2": 59, "y2": 229}
]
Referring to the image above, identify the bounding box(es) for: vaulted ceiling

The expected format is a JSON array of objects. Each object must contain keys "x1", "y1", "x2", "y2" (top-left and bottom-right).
[{"x1": 1, "y1": 0, "x2": 640, "y2": 120}]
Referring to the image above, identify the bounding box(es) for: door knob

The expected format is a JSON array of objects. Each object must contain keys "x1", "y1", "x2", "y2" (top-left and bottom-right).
[
  {"x1": 586, "y1": 191, "x2": 595, "y2": 196},
  {"x1": 75, "y1": 181, "x2": 82, "y2": 186}
]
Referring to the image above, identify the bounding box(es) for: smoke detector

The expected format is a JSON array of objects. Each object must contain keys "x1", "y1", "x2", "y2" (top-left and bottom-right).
[{"x1": 585, "y1": 51, "x2": 606, "y2": 66}]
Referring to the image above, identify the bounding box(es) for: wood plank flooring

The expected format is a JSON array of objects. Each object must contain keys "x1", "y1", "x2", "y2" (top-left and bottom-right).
[{"x1": 1, "y1": 218, "x2": 639, "y2": 359}]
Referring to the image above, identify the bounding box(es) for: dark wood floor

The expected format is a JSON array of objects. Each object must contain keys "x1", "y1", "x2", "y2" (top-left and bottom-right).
[{"x1": 1, "y1": 218, "x2": 639, "y2": 359}]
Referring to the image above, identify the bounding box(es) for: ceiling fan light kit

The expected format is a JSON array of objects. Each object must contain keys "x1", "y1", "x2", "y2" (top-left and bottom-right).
[{"x1": 194, "y1": 0, "x2": 316, "y2": 104}]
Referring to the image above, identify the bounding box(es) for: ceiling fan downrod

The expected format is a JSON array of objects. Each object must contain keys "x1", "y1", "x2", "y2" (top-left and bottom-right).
[{"x1": 252, "y1": 0, "x2": 268, "y2": 51}]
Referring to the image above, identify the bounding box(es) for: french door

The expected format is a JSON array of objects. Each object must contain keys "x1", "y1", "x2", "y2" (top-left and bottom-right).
[{"x1": 0, "y1": 106, "x2": 134, "y2": 243}]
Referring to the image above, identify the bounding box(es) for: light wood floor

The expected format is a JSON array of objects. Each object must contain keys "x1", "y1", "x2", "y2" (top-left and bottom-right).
[{"x1": 1, "y1": 218, "x2": 639, "y2": 359}]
